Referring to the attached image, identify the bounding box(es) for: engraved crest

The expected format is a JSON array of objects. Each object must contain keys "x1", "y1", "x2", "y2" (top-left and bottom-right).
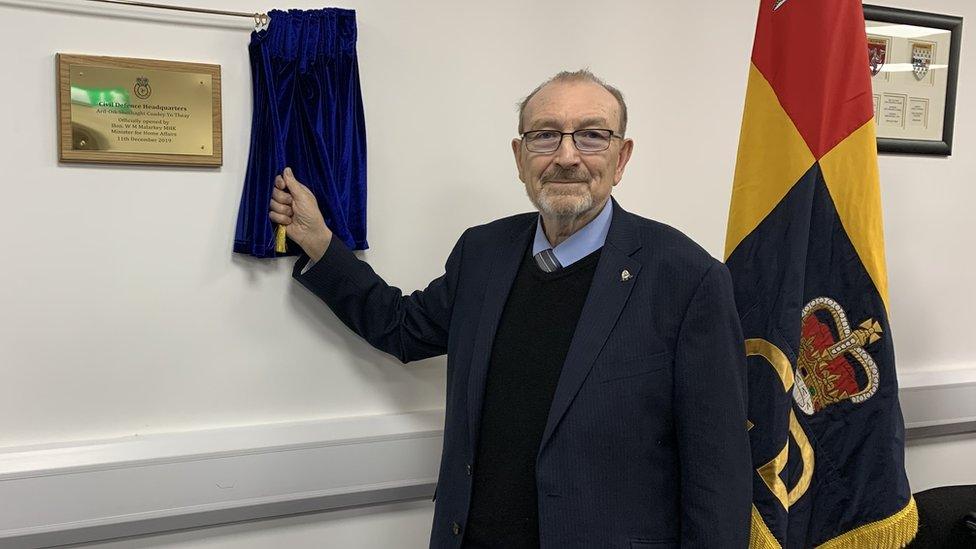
[{"x1": 133, "y1": 76, "x2": 152, "y2": 100}]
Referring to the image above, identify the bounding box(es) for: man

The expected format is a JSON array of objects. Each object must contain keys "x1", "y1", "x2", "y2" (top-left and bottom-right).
[{"x1": 269, "y1": 70, "x2": 751, "y2": 548}]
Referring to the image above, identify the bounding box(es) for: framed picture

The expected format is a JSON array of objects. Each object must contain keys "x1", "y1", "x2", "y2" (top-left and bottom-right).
[{"x1": 863, "y1": 5, "x2": 962, "y2": 156}]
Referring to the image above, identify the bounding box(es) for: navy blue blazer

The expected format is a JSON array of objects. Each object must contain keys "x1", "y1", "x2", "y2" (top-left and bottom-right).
[{"x1": 294, "y1": 198, "x2": 751, "y2": 548}]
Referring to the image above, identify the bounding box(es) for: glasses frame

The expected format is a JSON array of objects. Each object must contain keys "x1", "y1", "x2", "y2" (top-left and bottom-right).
[{"x1": 520, "y1": 128, "x2": 623, "y2": 153}]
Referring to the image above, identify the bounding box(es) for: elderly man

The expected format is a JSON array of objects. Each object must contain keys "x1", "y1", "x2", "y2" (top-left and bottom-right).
[{"x1": 269, "y1": 70, "x2": 751, "y2": 548}]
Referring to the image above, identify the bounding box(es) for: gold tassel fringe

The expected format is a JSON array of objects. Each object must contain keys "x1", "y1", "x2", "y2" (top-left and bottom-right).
[
  {"x1": 816, "y1": 497, "x2": 918, "y2": 549},
  {"x1": 750, "y1": 505, "x2": 782, "y2": 549},
  {"x1": 750, "y1": 498, "x2": 918, "y2": 549}
]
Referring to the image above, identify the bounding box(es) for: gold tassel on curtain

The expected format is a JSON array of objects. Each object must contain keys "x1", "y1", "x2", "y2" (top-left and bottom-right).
[{"x1": 275, "y1": 224, "x2": 287, "y2": 253}]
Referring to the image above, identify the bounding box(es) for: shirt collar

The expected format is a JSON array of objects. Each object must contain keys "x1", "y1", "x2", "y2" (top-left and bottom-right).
[{"x1": 532, "y1": 197, "x2": 613, "y2": 268}]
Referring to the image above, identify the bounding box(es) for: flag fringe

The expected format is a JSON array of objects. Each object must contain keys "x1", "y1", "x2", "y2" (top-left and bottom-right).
[
  {"x1": 816, "y1": 497, "x2": 918, "y2": 549},
  {"x1": 750, "y1": 505, "x2": 782, "y2": 549},
  {"x1": 750, "y1": 498, "x2": 918, "y2": 549}
]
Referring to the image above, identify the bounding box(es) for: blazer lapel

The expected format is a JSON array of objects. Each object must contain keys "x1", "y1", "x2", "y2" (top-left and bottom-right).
[
  {"x1": 537, "y1": 199, "x2": 643, "y2": 456},
  {"x1": 466, "y1": 217, "x2": 535, "y2": 455}
]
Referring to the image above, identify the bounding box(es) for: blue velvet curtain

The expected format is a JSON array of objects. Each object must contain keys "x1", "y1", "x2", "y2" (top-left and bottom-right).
[{"x1": 234, "y1": 8, "x2": 368, "y2": 258}]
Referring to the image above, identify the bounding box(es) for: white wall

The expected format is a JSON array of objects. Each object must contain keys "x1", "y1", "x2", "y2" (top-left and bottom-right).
[{"x1": 0, "y1": 0, "x2": 972, "y2": 546}]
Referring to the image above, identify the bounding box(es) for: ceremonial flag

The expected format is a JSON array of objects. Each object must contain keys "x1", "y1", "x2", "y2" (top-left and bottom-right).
[{"x1": 724, "y1": 1, "x2": 917, "y2": 547}]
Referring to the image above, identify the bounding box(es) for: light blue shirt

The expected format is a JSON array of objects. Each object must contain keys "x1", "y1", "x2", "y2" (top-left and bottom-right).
[{"x1": 532, "y1": 197, "x2": 613, "y2": 268}]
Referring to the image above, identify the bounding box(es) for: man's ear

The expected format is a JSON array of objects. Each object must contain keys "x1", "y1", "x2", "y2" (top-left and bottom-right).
[
  {"x1": 512, "y1": 138, "x2": 525, "y2": 182},
  {"x1": 613, "y1": 138, "x2": 634, "y2": 185}
]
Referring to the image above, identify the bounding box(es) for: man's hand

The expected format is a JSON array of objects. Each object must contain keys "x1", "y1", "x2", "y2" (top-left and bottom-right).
[{"x1": 269, "y1": 167, "x2": 332, "y2": 261}]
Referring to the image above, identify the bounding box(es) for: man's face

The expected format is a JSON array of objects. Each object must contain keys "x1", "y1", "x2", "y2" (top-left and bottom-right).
[{"x1": 512, "y1": 80, "x2": 634, "y2": 220}]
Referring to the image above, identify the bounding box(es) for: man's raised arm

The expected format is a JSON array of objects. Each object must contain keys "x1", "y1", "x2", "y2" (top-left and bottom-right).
[{"x1": 270, "y1": 167, "x2": 465, "y2": 363}]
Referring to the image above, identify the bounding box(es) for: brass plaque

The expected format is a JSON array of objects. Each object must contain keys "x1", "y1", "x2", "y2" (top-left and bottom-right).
[{"x1": 57, "y1": 54, "x2": 222, "y2": 166}]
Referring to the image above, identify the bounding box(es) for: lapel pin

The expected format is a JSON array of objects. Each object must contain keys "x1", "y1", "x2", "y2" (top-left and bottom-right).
[{"x1": 621, "y1": 269, "x2": 632, "y2": 282}]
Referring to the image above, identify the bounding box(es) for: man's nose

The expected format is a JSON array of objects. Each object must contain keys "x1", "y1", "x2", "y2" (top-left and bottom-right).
[{"x1": 553, "y1": 134, "x2": 581, "y2": 167}]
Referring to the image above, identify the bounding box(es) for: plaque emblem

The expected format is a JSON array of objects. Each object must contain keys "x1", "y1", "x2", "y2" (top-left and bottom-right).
[
  {"x1": 868, "y1": 38, "x2": 887, "y2": 77},
  {"x1": 134, "y1": 76, "x2": 152, "y2": 100},
  {"x1": 911, "y1": 43, "x2": 933, "y2": 81},
  {"x1": 792, "y1": 297, "x2": 882, "y2": 415}
]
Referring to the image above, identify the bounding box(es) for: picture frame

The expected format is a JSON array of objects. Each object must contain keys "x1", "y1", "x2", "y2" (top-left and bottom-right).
[{"x1": 862, "y1": 5, "x2": 962, "y2": 156}]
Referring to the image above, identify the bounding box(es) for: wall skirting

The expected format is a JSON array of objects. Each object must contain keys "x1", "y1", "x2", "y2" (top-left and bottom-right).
[
  {"x1": 899, "y1": 365, "x2": 976, "y2": 440},
  {"x1": 0, "y1": 411, "x2": 444, "y2": 548}
]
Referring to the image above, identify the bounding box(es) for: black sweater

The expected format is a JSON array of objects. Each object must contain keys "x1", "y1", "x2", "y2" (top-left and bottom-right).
[{"x1": 463, "y1": 245, "x2": 602, "y2": 549}]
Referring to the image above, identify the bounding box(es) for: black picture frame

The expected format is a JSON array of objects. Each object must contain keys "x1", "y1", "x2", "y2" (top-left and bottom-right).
[{"x1": 863, "y1": 5, "x2": 962, "y2": 156}]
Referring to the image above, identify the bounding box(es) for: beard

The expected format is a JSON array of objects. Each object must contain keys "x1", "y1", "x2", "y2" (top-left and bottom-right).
[
  {"x1": 527, "y1": 167, "x2": 594, "y2": 218},
  {"x1": 532, "y1": 183, "x2": 593, "y2": 217}
]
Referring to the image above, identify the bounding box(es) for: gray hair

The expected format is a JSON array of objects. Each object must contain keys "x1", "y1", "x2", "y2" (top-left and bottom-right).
[{"x1": 517, "y1": 69, "x2": 628, "y2": 137}]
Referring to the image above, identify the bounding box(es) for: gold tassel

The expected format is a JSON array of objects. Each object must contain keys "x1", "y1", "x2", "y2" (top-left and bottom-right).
[
  {"x1": 750, "y1": 498, "x2": 918, "y2": 549},
  {"x1": 816, "y1": 497, "x2": 918, "y2": 549},
  {"x1": 750, "y1": 505, "x2": 782, "y2": 549},
  {"x1": 275, "y1": 224, "x2": 287, "y2": 253}
]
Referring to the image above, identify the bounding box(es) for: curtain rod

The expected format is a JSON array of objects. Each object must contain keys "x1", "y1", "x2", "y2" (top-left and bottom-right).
[{"x1": 85, "y1": 0, "x2": 268, "y2": 27}]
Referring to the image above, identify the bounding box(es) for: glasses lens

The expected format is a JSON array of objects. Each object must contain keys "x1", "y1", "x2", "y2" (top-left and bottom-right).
[
  {"x1": 525, "y1": 131, "x2": 561, "y2": 152},
  {"x1": 574, "y1": 129, "x2": 611, "y2": 151}
]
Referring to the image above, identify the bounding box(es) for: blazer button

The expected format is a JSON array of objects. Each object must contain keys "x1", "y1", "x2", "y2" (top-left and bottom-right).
[
  {"x1": 451, "y1": 522, "x2": 461, "y2": 536},
  {"x1": 465, "y1": 463, "x2": 472, "y2": 476}
]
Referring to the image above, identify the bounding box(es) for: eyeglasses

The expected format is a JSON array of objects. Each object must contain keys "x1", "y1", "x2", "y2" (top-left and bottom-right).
[{"x1": 520, "y1": 128, "x2": 622, "y2": 153}]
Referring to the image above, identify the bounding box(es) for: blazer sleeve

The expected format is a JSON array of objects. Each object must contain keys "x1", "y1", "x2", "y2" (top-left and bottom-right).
[
  {"x1": 292, "y1": 230, "x2": 467, "y2": 363},
  {"x1": 673, "y1": 261, "x2": 752, "y2": 548}
]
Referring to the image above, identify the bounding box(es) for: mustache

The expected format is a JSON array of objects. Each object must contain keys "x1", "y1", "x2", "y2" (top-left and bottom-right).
[{"x1": 541, "y1": 167, "x2": 590, "y2": 183}]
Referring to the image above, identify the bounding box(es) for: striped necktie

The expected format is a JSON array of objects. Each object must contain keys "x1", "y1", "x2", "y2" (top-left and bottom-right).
[{"x1": 533, "y1": 248, "x2": 562, "y2": 273}]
